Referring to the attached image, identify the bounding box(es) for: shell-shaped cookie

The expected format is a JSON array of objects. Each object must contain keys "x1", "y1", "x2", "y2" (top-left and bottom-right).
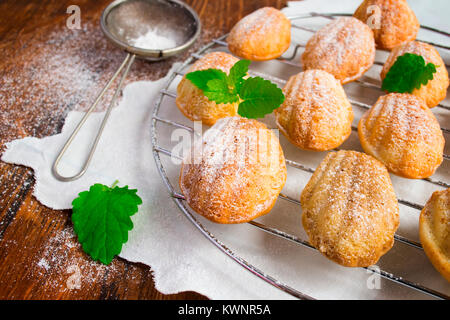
[
  {"x1": 176, "y1": 52, "x2": 239, "y2": 126},
  {"x1": 227, "y1": 7, "x2": 291, "y2": 61},
  {"x1": 301, "y1": 17, "x2": 375, "y2": 84},
  {"x1": 180, "y1": 117, "x2": 287, "y2": 224},
  {"x1": 275, "y1": 69, "x2": 353, "y2": 151},
  {"x1": 358, "y1": 93, "x2": 444, "y2": 179},
  {"x1": 353, "y1": 0, "x2": 419, "y2": 50},
  {"x1": 381, "y1": 41, "x2": 449, "y2": 108},
  {"x1": 420, "y1": 188, "x2": 450, "y2": 283},
  {"x1": 300, "y1": 150, "x2": 399, "y2": 267}
]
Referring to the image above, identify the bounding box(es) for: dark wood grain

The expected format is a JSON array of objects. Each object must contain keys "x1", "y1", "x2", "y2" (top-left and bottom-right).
[{"x1": 0, "y1": 0, "x2": 290, "y2": 299}]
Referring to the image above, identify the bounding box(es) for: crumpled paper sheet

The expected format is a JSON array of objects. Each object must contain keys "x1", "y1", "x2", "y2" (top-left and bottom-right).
[{"x1": 2, "y1": 0, "x2": 450, "y2": 299}]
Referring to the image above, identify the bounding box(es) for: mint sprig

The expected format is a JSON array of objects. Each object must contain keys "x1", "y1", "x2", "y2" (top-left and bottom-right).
[
  {"x1": 186, "y1": 59, "x2": 284, "y2": 119},
  {"x1": 72, "y1": 181, "x2": 142, "y2": 265},
  {"x1": 382, "y1": 53, "x2": 437, "y2": 93}
]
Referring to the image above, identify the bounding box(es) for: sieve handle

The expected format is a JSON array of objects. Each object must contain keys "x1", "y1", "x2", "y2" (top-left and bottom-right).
[{"x1": 52, "y1": 52, "x2": 136, "y2": 182}]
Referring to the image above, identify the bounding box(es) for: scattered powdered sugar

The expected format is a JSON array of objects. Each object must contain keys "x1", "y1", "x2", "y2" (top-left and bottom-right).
[
  {"x1": 0, "y1": 20, "x2": 174, "y2": 296},
  {"x1": 0, "y1": 18, "x2": 205, "y2": 151},
  {"x1": 27, "y1": 226, "x2": 126, "y2": 294},
  {"x1": 37, "y1": 258, "x2": 50, "y2": 271}
]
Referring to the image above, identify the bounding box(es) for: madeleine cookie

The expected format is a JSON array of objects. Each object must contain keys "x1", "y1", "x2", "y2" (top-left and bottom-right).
[
  {"x1": 227, "y1": 7, "x2": 291, "y2": 61},
  {"x1": 381, "y1": 41, "x2": 449, "y2": 108},
  {"x1": 301, "y1": 150, "x2": 399, "y2": 267},
  {"x1": 301, "y1": 17, "x2": 375, "y2": 84},
  {"x1": 358, "y1": 93, "x2": 444, "y2": 179},
  {"x1": 420, "y1": 188, "x2": 450, "y2": 283},
  {"x1": 176, "y1": 52, "x2": 240, "y2": 126},
  {"x1": 180, "y1": 117, "x2": 287, "y2": 224},
  {"x1": 275, "y1": 69, "x2": 353, "y2": 151},
  {"x1": 353, "y1": 0, "x2": 419, "y2": 50}
]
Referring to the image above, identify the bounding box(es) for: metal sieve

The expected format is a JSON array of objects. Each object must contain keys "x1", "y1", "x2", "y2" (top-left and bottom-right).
[{"x1": 52, "y1": 0, "x2": 201, "y2": 181}]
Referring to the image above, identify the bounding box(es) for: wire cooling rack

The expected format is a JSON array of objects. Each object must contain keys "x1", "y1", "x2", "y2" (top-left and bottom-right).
[{"x1": 151, "y1": 13, "x2": 450, "y2": 300}]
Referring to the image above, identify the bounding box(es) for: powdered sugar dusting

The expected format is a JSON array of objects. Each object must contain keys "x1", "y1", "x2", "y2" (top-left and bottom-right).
[
  {"x1": 128, "y1": 28, "x2": 178, "y2": 50},
  {"x1": 189, "y1": 51, "x2": 239, "y2": 74},
  {"x1": 231, "y1": 7, "x2": 278, "y2": 38},
  {"x1": 302, "y1": 17, "x2": 375, "y2": 83},
  {"x1": 0, "y1": 19, "x2": 200, "y2": 153},
  {"x1": 37, "y1": 258, "x2": 50, "y2": 271},
  {"x1": 359, "y1": 93, "x2": 444, "y2": 178},
  {"x1": 29, "y1": 226, "x2": 125, "y2": 293},
  {"x1": 301, "y1": 150, "x2": 399, "y2": 267},
  {"x1": 364, "y1": 93, "x2": 442, "y2": 148},
  {"x1": 276, "y1": 69, "x2": 353, "y2": 151},
  {"x1": 180, "y1": 117, "x2": 286, "y2": 223},
  {"x1": 0, "y1": 19, "x2": 174, "y2": 297}
]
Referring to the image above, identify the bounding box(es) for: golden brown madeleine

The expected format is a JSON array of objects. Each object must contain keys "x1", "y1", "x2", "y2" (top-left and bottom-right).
[
  {"x1": 227, "y1": 7, "x2": 291, "y2": 61},
  {"x1": 358, "y1": 93, "x2": 444, "y2": 179},
  {"x1": 381, "y1": 41, "x2": 449, "y2": 108},
  {"x1": 300, "y1": 150, "x2": 399, "y2": 267},
  {"x1": 353, "y1": 0, "x2": 419, "y2": 50},
  {"x1": 301, "y1": 17, "x2": 375, "y2": 84},
  {"x1": 275, "y1": 69, "x2": 353, "y2": 151},
  {"x1": 180, "y1": 117, "x2": 287, "y2": 224},
  {"x1": 420, "y1": 188, "x2": 450, "y2": 283},
  {"x1": 176, "y1": 52, "x2": 240, "y2": 126}
]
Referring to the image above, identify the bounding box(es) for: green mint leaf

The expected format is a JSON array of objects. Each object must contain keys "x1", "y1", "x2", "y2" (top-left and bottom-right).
[
  {"x1": 185, "y1": 60, "x2": 285, "y2": 117},
  {"x1": 72, "y1": 183, "x2": 143, "y2": 265},
  {"x1": 414, "y1": 62, "x2": 437, "y2": 90},
  {"x1": 237, "y1": 77, "x2": 285, "y2": 119},
  {"x1": 185, "y1": 69, "x2": 227, "y2": 91},
  {"x1": 382, "y1": 53, "x2": 437, "y2": 93},
  {"x1": 204, "y1": 78, "x2": 239, "y2": 104},
  {"x1": 227, "y1": 59, "x2": 251, "y2": 93}
]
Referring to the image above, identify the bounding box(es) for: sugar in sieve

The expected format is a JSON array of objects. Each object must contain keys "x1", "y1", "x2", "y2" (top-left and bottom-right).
[{"x1": 52, "y1": 0, "x2": 201, "y2": 181}]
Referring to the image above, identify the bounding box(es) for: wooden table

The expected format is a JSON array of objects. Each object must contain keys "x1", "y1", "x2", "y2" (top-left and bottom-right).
[{"x1": 0, "y1": 0, "x2": 289, "y2": 299}]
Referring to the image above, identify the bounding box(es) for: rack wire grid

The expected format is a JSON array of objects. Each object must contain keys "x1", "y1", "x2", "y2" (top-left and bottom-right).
[{"x1": 151, "y1": 12, "x2": 450, "y2": 300}]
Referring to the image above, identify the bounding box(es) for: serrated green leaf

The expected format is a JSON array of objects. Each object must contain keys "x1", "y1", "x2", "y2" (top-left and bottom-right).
[
  {"x1": 413, "y1": 62, "x2": 437, "y2": 90},
  {"x1": 382, "y1": 53, "x2": 437, "y2": 93},
  {"x1": 227, "y1": 59, "x2": 251, "y2": 93},
  {"x1": 237, "y1": 77, "x2": 285, "y2": 119},
  {"x1": 72, "y1": 183, "x2": 142, "y2": 265},
  {"x1": 185, "y1": 69, "x2": 227, "y2": 91}
]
